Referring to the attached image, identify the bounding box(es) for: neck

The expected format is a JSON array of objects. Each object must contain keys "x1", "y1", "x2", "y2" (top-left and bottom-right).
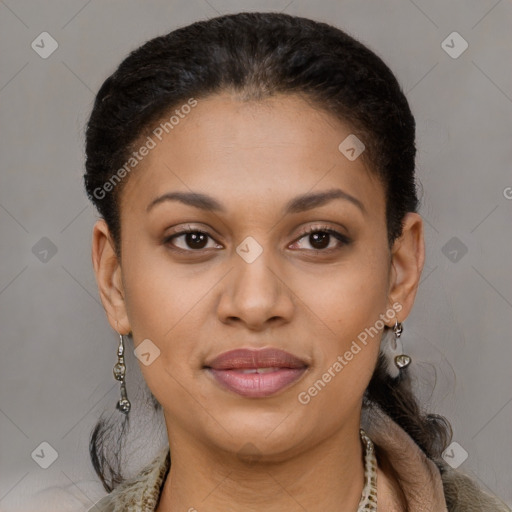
[{"x1": 156, "y1": 414, "x2": 367, "y2": 512}]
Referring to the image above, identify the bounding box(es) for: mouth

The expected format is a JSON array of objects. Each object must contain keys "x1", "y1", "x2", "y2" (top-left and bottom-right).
[{"x1": 203, "y1": 348, "x2": 309, "y2": 398}]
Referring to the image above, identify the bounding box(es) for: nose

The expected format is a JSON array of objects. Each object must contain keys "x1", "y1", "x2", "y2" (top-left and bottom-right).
[{"x1": 216, "y1": 246, "x2": 295, "y2": 331}]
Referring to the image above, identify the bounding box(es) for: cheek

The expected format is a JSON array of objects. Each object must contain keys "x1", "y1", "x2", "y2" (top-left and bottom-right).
[
  {"x1": 121, "y1": 243, "x2": 203, "y2": 338},
  {"x1": 121, "y1": 259, "x2": 206, "y2": 413},
  {"x1": 120, "y1": 247, "x2": 214, "y2": 382},
  {"x1": 295, "y1": 251, "x2": 389, "y2": 399},
  {"x1": 302, "y1": 256, "x2": 390, "y2": 346}
]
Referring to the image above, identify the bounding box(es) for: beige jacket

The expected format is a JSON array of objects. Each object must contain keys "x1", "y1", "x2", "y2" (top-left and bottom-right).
[{"x1": 89, "y1": 406, "x2": 511, "y2": 512}]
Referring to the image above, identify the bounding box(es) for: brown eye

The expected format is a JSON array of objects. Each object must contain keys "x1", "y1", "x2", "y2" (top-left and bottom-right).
[
  {"x1": 164, "y1": 228, "x2": 221, "y2": 252},
  {"x1": 308, "y1": 231, "x2": 330, "y2": 250},
  {"x1": 290, "y1": 226, "x2": 350, "y2": 252}
]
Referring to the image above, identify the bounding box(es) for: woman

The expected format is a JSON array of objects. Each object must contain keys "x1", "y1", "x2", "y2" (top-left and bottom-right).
[{"x1": 84, "y1": 11, "x2": 510, "y2": 512}]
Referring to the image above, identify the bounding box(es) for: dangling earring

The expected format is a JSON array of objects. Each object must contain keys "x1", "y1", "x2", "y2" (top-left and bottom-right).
[
  {"x1": 113, "y1": 333, "x2": 131, "y2": 414},
  {"x1": 380, "y1": 320, "x2": 411, "y2": 379}
]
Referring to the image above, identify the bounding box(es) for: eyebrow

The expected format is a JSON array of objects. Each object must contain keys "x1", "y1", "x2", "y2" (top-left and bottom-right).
[{"x1": 146, "y1": 188, "x2": 365, "y2": 215}]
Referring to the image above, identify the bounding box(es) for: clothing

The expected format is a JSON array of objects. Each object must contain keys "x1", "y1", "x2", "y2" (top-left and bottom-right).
[{"x1": 89, "y1": 405, "x2": 511, "y2": 512}]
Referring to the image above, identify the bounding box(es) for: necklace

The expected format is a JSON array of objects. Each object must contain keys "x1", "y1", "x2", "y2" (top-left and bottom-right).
[{"x1": 357, "y1": 428, "x2": 378, "y2": 511}]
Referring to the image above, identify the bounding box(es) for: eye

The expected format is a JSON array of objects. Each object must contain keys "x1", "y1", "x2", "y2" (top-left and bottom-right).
[
  {"x1": 163, "y1": 224, "x2": 351, "y2": 254},
  {"x1": 163, "y1": 226, "x2": 222, "y2": 252},
  {"x1": 290, "y1": 225, "x2": 351, "y2": 252}
]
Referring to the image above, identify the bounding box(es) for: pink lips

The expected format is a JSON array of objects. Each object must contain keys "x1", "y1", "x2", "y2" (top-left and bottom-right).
[{"x1": 204, "y1": 348, "x2": 308, "y2": 398}]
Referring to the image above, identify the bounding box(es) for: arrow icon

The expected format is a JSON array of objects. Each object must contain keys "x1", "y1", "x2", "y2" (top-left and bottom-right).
[
  {"x1": 31, "y1": 32, "x2": 59, "y2": 59},
  {"x1": 31, "y1": 441, "x2": 58, "y2": 468},
  {"x1": 236, "y1": 236, "x2": 263, "y2": 263},
  {"x1": 448, "y1": 249, "x2": 458, "y2": 260},
  {"x1": 32, "y1": 236, "x2": 58, "y2": 262},
  {"x1": 442, "y1": 441, "x2": 468, "y2": 468},
  {"x1": 338, "y1": 134, "x2": 365, "y2": 161},
  {"x1": 441, "y1": 236, "x2": 467, "y2": 263},
  {"x1": 134, "y1": 339, "x2": 161, "y2": 366},
  {"x1": 441, "y1": 32, "x2": 468, "y2": 59}
]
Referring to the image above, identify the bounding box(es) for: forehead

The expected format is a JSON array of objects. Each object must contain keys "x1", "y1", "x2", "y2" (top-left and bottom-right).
[{"x1": 120, "y1": 92, "x2": 384, "y2": 218}]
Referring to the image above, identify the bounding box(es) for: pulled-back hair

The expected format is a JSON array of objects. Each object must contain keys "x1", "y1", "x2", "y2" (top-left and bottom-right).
[{"x1": 84, "y1": 11, "x2": 452, "y2": 493}]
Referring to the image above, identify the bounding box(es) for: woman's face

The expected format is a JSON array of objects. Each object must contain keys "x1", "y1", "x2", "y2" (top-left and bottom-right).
[{"x1": 93, "y1": 91, "x2": 423, "y2": 461}]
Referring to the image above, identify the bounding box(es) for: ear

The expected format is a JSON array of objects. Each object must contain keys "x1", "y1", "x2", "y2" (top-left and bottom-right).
[
  {"x1": 386, "y1": 212, "x2": 425, "y2": 324},
  {"x1": 91, "y1": 219, "x2": 131, "y2": 334}
]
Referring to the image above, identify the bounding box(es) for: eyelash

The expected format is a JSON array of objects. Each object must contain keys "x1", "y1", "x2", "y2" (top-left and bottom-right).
[{"x1": 163, "y1": 225, "x2": 351, "y2": 254}]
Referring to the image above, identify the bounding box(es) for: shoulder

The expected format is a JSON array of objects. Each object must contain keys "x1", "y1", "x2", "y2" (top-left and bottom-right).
[
  {"x1": 85, "y1": 446, "x2": 170, "y2": 512},
  {"x1": 437, "y1": 462, "x2": 511, "y2": 512}
]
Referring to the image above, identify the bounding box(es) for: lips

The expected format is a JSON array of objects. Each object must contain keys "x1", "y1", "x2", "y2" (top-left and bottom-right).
[
  {"x1": 204, "y1": 348, "x2": 308, "y2": 398},
  {"x1": 205, "y1": 348, "x2": 308, "y2": 370}
]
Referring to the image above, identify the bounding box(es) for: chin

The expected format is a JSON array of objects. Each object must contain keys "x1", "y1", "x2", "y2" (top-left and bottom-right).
[{"x1": 196, "y1": 405, "x2": 321, "y2": 462}]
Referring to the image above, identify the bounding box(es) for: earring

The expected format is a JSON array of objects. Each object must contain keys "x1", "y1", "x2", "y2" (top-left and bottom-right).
[
  {"x1": 380, "y1": 320, "x2": 411, "y2": 379},
  {"x1": 113, "y1": 333, "x2": 131, "y2": 414}
]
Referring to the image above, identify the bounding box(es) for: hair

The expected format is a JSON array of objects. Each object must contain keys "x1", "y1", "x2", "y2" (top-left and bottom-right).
[{"x1": 84, "y1": 11, "x2": 452, "y2": 493}]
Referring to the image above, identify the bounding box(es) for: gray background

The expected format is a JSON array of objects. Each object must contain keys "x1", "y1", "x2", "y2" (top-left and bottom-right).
[{"x1": 1, "y1": 0, "x2": 511, "y2": 510}]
